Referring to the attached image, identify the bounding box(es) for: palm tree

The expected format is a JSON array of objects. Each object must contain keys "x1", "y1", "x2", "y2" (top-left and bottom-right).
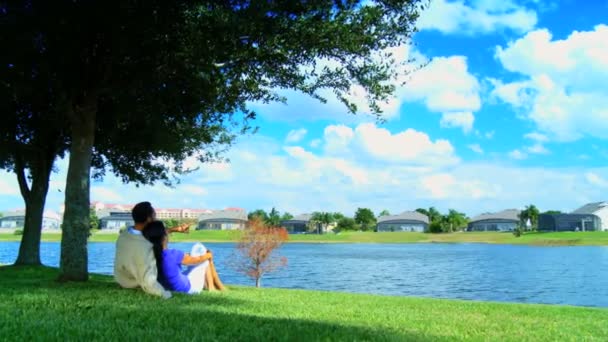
[
  {"x1": 310, "y1": 212, "x2": 336, "y2": 234},
  {"x1": 267, "y1": 207, "x2": 281, "y2": 227},
  {"x1": 445, "y1": 209, "x2": 467, "y2": 232}
]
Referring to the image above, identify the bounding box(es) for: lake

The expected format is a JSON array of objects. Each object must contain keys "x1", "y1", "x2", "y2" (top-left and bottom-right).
[{"x1": 1, "y1": 241, "x2": 608, "y2": 307}]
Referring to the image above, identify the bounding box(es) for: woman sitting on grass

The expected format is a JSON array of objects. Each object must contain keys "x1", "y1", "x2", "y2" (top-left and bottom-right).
[{"x1": 143, "y1": 221, "x2": 226, "y2": 294}]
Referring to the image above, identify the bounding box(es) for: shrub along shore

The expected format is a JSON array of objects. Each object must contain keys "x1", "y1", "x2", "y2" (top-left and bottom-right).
[
  {"x1": 0, "y1": 266, "x2": 606, "y2": 341},
  {"x1": 2, "y1": 230, "x2": 608, "y2": 246}
]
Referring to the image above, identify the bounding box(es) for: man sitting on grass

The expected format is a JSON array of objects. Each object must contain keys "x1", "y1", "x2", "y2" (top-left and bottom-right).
[{"x1": 113, "y1": 202, "x2": 188, "y2": 298}]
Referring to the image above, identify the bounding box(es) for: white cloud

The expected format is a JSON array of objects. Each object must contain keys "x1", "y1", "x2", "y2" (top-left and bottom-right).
[
  {"x1": 285, "y1": 129, "x2": 307, "y2": 143},
  {"x1": 493, "y1": 25, "x2": 608, "y2": 141},
  {"x1": 403, "y1": 56, "x2": 480, "y2": 112},
  {"x1": 180, "y1": 185, "x2": 208, "y2": 196},
  {"x1": 91, "y1": 187, "x2": 124, "y2": 203},
  {"x1": 418, "y1": 0, "x2": 537, "y2": 35},
  {"x1": 322, "y1": 122, "x2": 460, "y2": 166},
  {"x1": 524, "y1": 132, "x2": 549, "y2": 142},
  {"x1": 2, "y1": 129, "x2": 608, "y2": 220},
  {"x1": 353, "y1": 123, "x2": 459, "y2": 165},
  {"x1": 526, "y1": 143, "x2": 549, "y2": 154},
  {"x1": 585, "y1": 172, "x2": 608, "y2": 188},
  {"x1": 509, "y1": 149, "x2": 527, "y2": 160},
  {"x1": 323, "y1": 125, "x2": 355, "y2": 155},
  {"x1": 440, "y1": 112, "x2": 475, "y2": 133},
  {"x1": 402, "y1": 56, "x2": 481, "y2": 132},
  {"x1": 309, "y1": 139, "x2": 322, "y2": 148},
  {"x1": 468, "y1": 144, "x2": 484, "y2": 154},
  {"x1": 420, "y1": 173, "x2": 500, "y2": 200},
  {"x1": 0, "y1": 174, "x2": 20, "y2": 196}
]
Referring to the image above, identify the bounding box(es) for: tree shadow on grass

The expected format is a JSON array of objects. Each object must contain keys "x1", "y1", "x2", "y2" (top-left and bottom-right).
[
  {"x1": 4, "y1": 301, "x2": 445, "y2": 341},
  {"x1": 0, "y1": 265, "x2": 447, "y2": 341}
]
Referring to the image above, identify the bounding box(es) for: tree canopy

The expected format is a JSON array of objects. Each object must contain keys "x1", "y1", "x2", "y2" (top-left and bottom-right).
[
  {"x1": 519, "y1": 205, "x2": 540, "y2": 230},
  {"x1": 2, "y1": 0, "x2": 424, "y2": 279},
  {"x1": 379, "y1": 209, "x2": 391, "y2": 217},
  {"x1": 310, "y1": 212, "x2": 337, "y2": 234},
  {"x1": 354, "y1": 208, "x2": 376, "y2": 231},
  {"x1": 336, "y1": 217, "x2": 358, "y2": 231}
]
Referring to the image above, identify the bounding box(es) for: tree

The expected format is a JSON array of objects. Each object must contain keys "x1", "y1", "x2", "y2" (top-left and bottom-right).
[
  {"x1": 3, "y1": 0, "x2": 424, "y2": 280},
  {"x1": 427, "y1": 207, "x2": 442, "y2": 224},
  {"x1": 427, "y1": 221, "x2": 443, "y2": 233},
  {"x1": 248, "y1": 209, "x2": 269, "y2": 223},
  {"x1": 232, "y1": 217, "x2": 288, "y2": 288},
  {"x1": 336, "y1": 217, "x2": 358, "y2": 232},
  {"x1": 416, "y1": 207, "x2": 441, "y2": 224},
  {"x1": 441, "y1": 209, "x2": 468, "y2": 233},
  {"x1": 162, "y1": 219, "x2": 180, "y2": 229},
  {"x1": 332, "y1": 212, "x2": 346, "y2": 221},
  {"x1": 519, "y1": 205, "x2": 540, "y2": 231},
  {"x1": 280, "y1": 212, "x2": 294, "y2": 222},
  {"x1": 416, "y1": 208, "x2": 429, "y2": 216},
  {"x1": 267, "y1": 207, "x2": 281, "y2": 227},
  {"x1": 379, "y1": 209, "x2": 391, "y2": 217},
  {"x1": 0, "y1": 34, "x2": 69, "y2": 265},
  {"x1": 310, "y1": 212, "x2": 336, "y2": 234},
  {"x1": 354, "y1": 208, "x2": 376, "y2": 231},
  {"x1": 543, "y1": 210, "x2": 562, "y2": 215},
  {"x1": 89, "y1": 208, "x2": 99, "y2": 230}
]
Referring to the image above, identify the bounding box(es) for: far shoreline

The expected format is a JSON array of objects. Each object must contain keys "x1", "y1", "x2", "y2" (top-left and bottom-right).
[{"x1": 1, "y1": 230, "x2": 608, "y2": 247}]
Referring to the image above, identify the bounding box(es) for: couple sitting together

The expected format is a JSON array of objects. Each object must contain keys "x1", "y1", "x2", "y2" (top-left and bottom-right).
[{"x1": 114, "y1": 202, "x2": 226, "y2": 299}]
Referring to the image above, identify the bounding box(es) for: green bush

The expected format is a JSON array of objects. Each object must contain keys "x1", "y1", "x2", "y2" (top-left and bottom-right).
[
  {"x1": 513, "y1": 226, "x2": 524, "y2": 237},
  {"x1": 427, "y1": 221, "x2": 443, "y2": 233},
  {"x1": 13, "y1": 229, "x2": 23, "y2": 236}
]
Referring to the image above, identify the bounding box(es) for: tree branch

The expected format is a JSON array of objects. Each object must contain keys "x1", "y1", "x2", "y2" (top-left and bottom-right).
[{"x1": 14, "y1": 154, "x2": 31, "y2": 201}]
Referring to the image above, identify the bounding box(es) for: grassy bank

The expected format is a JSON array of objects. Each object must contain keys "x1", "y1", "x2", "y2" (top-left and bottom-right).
[
  {"x1": 1, "y1": 266, "x2": 606, "y2": 341},
  {"x1": 2, "y1": 230, "x2": 608, "y2": 246}
]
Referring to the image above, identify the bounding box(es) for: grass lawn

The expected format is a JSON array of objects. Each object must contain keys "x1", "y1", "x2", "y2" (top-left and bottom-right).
[
  {"x1": 2, "y1": 230, "x2": 608, "y2": 246},
  {"x1": 1, "y1": 266, "x2": 606, "y2": 341}
]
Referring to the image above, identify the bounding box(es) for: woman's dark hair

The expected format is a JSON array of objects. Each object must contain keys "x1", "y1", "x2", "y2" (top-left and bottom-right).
[
  {"x1": 142, "y1": 220, "x2": 167, "y2": 285},
  {"x1": 132, "y1": 202, "x2": 155, "y2": 224}
]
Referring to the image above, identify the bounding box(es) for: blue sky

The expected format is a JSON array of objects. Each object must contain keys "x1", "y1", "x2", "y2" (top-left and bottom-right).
[{"x1": 2, "y1": 0, "x2": 608, "y2": 218}]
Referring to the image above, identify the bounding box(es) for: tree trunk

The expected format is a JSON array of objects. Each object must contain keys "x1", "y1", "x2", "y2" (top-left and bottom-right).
[
  {"x1": 255, "y1": 277, "x2": 261, "y2": 288},
  {"x1": 14, "y1": 156, "x2": 53, "y2": 266},
  {"x1": 15, "y1": 190, "x2": 47, "y2": 265},
  {"x1": 59, "y1": 102, "x2": 96, "y2": 282}
]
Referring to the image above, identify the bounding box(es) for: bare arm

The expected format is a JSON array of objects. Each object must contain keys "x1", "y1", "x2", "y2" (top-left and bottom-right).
[
  {"x1": 168, "y1": 223, "x2": 190, "y2": 234},
  {"x1": 181, "y1": 251, "x2": 212, "y2": 266}
]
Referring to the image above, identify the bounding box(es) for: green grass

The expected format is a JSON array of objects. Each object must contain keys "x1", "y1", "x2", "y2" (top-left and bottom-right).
[
  {"x1": 2, "y1": 230, "x2": 608, "y2": 246},
  {"x1": 1, "y1": 266, "x2": 606, "y2": 341}
]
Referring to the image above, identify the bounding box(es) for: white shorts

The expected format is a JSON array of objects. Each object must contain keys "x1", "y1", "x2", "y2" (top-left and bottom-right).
[{"x1": 185, "y1": 243, "x2": 209, "y2": 294}]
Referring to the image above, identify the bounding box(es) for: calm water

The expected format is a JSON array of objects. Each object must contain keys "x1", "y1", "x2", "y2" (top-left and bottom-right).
[{"x1": 2, "y1": 242, "x2": 608, "y2": 307}]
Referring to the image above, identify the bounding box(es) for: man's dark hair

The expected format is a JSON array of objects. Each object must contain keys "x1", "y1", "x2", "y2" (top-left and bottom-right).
[{"x1": 132, "y1": 202, "x2": 155, "y2": 224}]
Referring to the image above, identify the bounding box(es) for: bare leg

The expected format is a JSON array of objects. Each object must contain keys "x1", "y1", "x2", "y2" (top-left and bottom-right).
[
  {"x1": 204, "y1": 267, "x2": 216, "y2": 291},
  {"x1": 208, "y1": 259, "x2": 226, "y2": 290}
]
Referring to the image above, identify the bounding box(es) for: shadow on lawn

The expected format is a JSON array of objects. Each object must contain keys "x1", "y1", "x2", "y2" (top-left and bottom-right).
[{"x1": 0, "y1": 265, "x2": 446, "y2": 341}]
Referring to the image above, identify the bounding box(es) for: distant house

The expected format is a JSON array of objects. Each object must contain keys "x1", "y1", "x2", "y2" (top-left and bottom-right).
[
  {"x1": 571, "y1": 202, "x2": 608, "y2": 231},
  {"x1": 538, "y1": 213, "x2": 601, "y2": 232},
  {"x1": 197, "y1": 210, "x2": 247, "y2": 230},
  {"x1": 100, "y1": 212, "x2": 134, "y2": 230},
  {"x1": 281, "y1": 214, "x2": 314, "y2": 234},
  {"x1": 377, "y1": 211, "x2": 429, "y2": 232},
  {"x1": 91, "y1": 202, "x2": 133, "y2": 219},
  {"x1": 467, "y1": 209, "x2": 520, "y2": 232},
  {"x1": 0, "y1": 210, "x2": 61, "y2": 230}
]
